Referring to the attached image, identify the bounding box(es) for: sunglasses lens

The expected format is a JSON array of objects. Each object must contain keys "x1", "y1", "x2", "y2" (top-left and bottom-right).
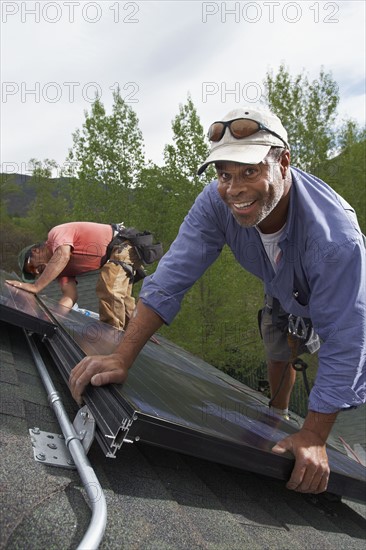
[
  {"x1": 208, "y1": 122, "x2": 225, "y2": 142},
  {"x1": 230, "y1": 119, "x2": 259, "y2": 139},
  {"x1": 208, "y1": 119, "x2": 261, "y2": 142}
]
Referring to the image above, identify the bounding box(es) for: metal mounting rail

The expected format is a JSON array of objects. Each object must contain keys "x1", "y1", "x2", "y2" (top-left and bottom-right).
[
  {"x1": 42, "y1": 326, "x2": 137, "y2": 456},
  {"x1": 24, "y1": 330, "x2": 107, "y2": 550}
]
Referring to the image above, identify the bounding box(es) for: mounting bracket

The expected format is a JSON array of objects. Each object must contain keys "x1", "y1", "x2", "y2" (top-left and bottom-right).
[{"x1": 29, "y1": 406, "x2": 96, "y2": 468}]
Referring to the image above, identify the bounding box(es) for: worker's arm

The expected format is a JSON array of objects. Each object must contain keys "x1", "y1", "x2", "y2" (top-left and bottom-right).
[
  {"x1": 272, "y1": 410, "x2": 338, "y2": 493},
  {"x1": 59, "y1": 279, "x2": 78, "y2": 309},
  {"x1": 274, "y1": 235, "x2": 365, "y2": 494},
  {"x1": 31, "y1": 245, "x2": 72, "y2": 292},
  {"x1": 69, "y1": 300, "x2": 164, "y2": 404},
  {"x1": 6, "y1": 245, "x2": 72, "y2": 294}
]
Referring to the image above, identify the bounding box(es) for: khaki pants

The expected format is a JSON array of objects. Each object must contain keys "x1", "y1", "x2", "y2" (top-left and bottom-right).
[{"x1": 96, "y1": 242, "x2": 142, "y2": 330}]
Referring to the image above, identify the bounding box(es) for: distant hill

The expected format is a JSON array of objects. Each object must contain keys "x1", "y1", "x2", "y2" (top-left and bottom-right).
[
  {"x1": 1, "y1": 139, "x2": 365, "y2": 229},
  {"x1": 0, "y1": 173, "x2": 73, "y2": 217}
]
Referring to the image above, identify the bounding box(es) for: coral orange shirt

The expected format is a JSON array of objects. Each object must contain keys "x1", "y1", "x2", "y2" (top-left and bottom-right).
[{"x1": 46, "y1": 222, "x2": 113, "y2": 285}]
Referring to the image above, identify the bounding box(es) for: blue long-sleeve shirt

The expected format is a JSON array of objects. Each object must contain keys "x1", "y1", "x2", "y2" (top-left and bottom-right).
[{"x1": 140, "y1": 167, "x2": 366, "y2": 414}]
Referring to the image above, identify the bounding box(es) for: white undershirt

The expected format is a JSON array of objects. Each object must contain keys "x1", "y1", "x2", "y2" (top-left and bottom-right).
[{"x1": 255, "y1": 224, "x2": 286, "y2": 272}]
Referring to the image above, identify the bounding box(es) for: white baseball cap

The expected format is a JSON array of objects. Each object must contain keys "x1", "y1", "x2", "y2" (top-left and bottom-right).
[{"x1": 197, "y1": 107, "x2": 289, "y2": 175}]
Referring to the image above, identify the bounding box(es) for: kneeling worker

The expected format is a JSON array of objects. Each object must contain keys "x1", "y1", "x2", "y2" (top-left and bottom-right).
[{"x1": 6, "y1": 221, "x2": 162, "y2": 330}]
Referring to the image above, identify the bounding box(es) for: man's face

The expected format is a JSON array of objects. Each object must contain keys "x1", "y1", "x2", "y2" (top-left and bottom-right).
[
  {"x1": 215, "y1": 152, "x2": 290, "y2": 232},
  {"x1": 25, "y1": 248, "x2": 48, "y2": 277}
]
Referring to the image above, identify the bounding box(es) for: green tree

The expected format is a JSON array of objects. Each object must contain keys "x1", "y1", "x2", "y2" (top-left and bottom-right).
[
  {"x1": 22, "y1": 158, "x2": 71, "y2": 237},
  {"x1": 133, "y1": 163, "x2": 186, "y2": 247},
  {"x1": 0, "y1": 161, "x2": 70, "y2": 272},
  {"x1": 0, "y1": 173, "x2": 25, "y2": 272},
  {"x1": 159, "y1": 94, "x2": 216, "y2": 248},
  {"x1": 164, "y1": 94, "x2": 215, "y2": 187},
  {"x1": 264, "y1": 64, "x2": 339, "y2": 171},
  {"x1": 316, "y1": 138, "x2": 366, "y2": 232},
  {"x1": 66, "y1": 89, "x2": 144, "y2": 222},
  {"x1": 337, "y1": 119, "x2": 366, "y2": 152}
]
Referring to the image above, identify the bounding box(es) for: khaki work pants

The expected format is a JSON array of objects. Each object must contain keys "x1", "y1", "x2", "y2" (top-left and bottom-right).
[{"x1": 96, "y1": 242, "x2": 142, "y2": 330}]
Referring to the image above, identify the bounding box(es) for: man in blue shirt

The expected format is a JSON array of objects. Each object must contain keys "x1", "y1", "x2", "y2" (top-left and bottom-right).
[{"x1": 70, "y1": 108, "x2": 365, "y2": 494}]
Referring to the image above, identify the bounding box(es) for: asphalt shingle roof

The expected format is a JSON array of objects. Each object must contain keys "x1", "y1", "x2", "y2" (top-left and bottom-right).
[{"x1": 1, "y1": 318, "x2": 365, "y2": 550}]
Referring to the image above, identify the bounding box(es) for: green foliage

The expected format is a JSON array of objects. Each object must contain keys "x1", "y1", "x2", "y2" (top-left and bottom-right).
[
  {"x1": 132, "y1": 163, "x2": 188, "y2": 247},
  {"x1": 0, "y1": 173, "x2": 19, "y2": 216},
  {"x1": 0, "y1": 216, "x2": 38, "y2": 273},
  {"x1": 164, "y1": 93, "x2": 215, "y2": 186},
  {"x1": 264, "y1": 64, "x2": 339, "y2": 171},
  {"x1": 337, "y1": 119, "x2": 366, "y2": 152},
  {"x1": 20, "y1": 159, "x2": 71, "y2": 238},
  {"x1": 315, "y1": 138, "x2": 366, "y2": 232},
  {"x1": 66, "y1": 89, "x2": 145, "y2": 222},
  {"x1": 0, "y1": 160, "x2": 72, "y2": 272},
  {"x1": 0, "y1": 173, "x2": 22, "y2": 272}
]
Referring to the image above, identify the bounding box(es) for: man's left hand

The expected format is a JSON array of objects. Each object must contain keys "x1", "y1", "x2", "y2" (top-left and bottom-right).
[
  {"x1": 6, "y1": 280, "x2": 38, "y2": 294},
  {"x1": 272, "y1": 429, "x2": 330, "y2": 493}
]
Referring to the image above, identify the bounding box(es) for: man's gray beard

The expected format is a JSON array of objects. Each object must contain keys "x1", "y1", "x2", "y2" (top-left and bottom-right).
[{"x1": 231, "y1": 192, "x2": 283, "y2": 228}]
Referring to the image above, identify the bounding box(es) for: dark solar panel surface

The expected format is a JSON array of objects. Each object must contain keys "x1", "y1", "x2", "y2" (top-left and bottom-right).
[
  {"x1": 1, "y1": 271, "x2": 365, "y2": 500},
  {"x1": 41, "y1": 295, "x2": 366, "y2": 495},
  {"x1": 0, "y1": 273, "x2": 56, "y2": 335}
]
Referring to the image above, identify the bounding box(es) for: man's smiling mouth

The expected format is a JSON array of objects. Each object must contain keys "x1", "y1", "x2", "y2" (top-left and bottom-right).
[{"x1": 233, "y1": 200, "x2": 256, "y2": 209}]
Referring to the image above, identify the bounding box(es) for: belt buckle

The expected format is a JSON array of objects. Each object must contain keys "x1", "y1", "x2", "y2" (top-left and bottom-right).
[
  {"x1": 113, "y1": 222, "x2": 125, "y2": 237},
  {"x1": 288, "y1": 314, "x2": 307, "y2": 340}
]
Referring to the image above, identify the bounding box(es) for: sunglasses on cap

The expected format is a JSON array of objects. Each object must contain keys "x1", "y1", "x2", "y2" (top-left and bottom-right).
[{"x1": 207, "y1": 118, "x2": 288, "y2": 148}]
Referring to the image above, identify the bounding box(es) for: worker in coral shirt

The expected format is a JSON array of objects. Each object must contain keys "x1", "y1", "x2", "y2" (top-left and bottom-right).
[{"x1": 6, "y1": 221, "x2": 143, "y2": 330}]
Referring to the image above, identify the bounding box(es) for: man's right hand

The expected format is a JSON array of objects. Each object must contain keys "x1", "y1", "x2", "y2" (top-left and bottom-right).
[
  {"x1": 69, "y1": 301, "x2": 165, "y2": 405},
  {"x1": 69, "y1": 353, "x2": 129, "y2": 405},
  {"x1": 6, "y1": 280, "x2": 38, "y2": 293}
]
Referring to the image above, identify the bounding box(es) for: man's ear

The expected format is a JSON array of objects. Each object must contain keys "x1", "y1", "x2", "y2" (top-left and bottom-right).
[{"x1": 280, "y1": 150, "x2": 290, "y2": 178}]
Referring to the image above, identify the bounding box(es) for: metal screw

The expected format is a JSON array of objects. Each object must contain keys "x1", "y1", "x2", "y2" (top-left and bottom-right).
[
  {"x1": 36, "y1": 452, "x2": 46, "y2": 461},
  {"x1": 58, "y1": 434, "x2": 64, "y2": 439},
  {"x1": 47, "y1": 443, "x2": 57, "y2": 450},
  {"x1": 32, "y1": 427, "x2": 40, "y2": 435},
  {"x1": 67, "y1": 459, "x2": 74, "y2": 466}
]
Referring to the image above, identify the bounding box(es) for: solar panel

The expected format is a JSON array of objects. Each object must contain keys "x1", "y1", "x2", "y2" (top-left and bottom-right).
[
  {"x1": 0, "y1": 273, "x2": 56, "y2": 336},
  {"x1": 1, "y1": 270, "x2": 365, "y2": 501}
]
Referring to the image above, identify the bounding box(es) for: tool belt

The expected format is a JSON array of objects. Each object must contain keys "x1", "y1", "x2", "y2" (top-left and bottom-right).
[
  {"x1": 100, "y1": 224, "x2": 164, "y2": 282},
  {"x1": 260, "y1": 295, "x2": 320, "y2": 355}
]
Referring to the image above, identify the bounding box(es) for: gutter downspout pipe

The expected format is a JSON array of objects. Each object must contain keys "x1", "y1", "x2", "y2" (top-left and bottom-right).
[{"x1": 25, "y1": 330, "x2": 107, "y2": 550}]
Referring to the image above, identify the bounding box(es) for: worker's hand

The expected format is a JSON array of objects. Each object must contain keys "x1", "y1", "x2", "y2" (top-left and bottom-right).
[
  {"x1": 69, "y1": 353, "x2": 129, "y2": 405},
  {"x1": 6, "y1": 280, "x2": 38, "y2": 294},
  {"x1": 272, "y1": 429, "x2": 330, "y2": 493}
]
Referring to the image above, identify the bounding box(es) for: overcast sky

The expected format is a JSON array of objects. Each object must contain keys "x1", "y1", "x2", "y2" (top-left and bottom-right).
[{"x1": 1, "y1": 0, "x2": 365, "y2": 176}]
